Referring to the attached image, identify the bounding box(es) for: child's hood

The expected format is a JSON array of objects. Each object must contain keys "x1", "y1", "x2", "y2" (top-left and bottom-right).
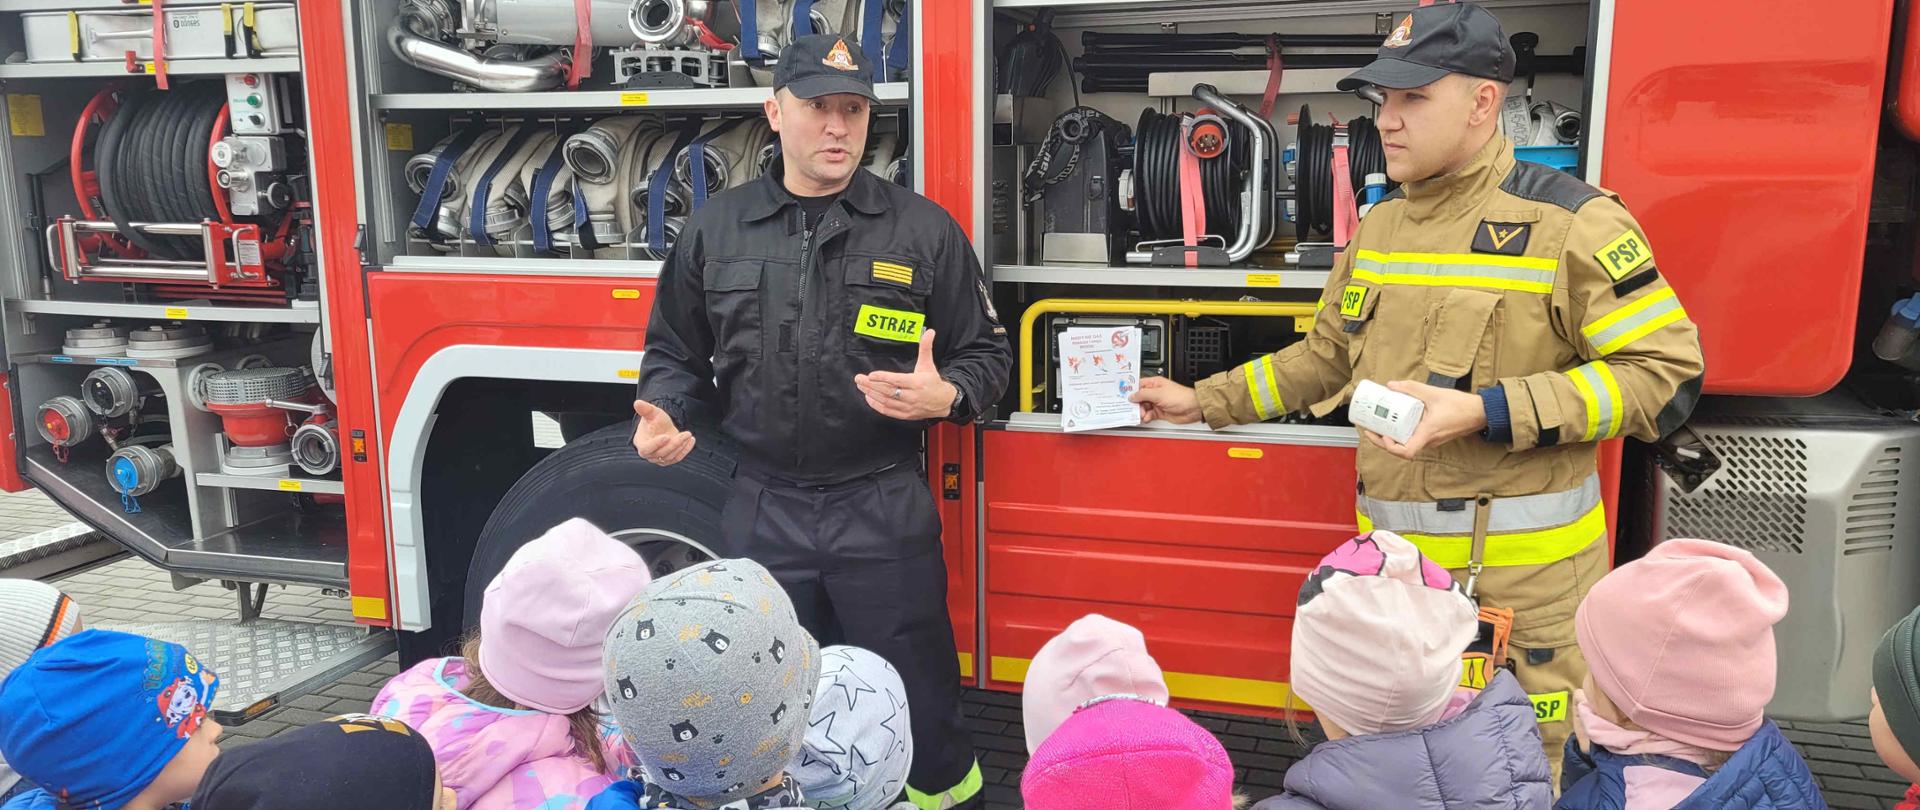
[{"x1": 374, "y1": 658, "x2": 627, "y2": 805}]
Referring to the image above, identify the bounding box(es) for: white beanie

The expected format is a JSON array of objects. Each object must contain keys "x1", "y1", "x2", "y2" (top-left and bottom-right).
[
  {"x1": 1289, "y1": 531, "x2": 1477, "y2": 737},
  {"x1": 0, "y1": 580, "x2": 80, "y2": 675}
]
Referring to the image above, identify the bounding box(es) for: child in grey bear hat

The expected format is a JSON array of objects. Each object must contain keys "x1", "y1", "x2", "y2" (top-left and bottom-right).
[{"x1": 596, "y1": 558, "x2": 821, "y2": 810}]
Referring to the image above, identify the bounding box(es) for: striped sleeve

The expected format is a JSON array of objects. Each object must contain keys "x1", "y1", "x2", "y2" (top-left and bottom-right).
[
  {"x1": 1500, "y1": 198, "x2": 1705, "y2": 449},
  {"x1": 1195, "y1": 235, "x2": 1365, "y2": 429}
]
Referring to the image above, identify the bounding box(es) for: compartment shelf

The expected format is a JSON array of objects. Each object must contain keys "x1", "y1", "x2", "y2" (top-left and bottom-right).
[
  {"x1": 195, "y1": 473, "x2": 345, "y2": 496},
  {"x1": 8, "y1": 298, "x2": 322, "y2": 324},
  {"x1": 998, "y1": 0, "x2": 1573, "y2": 24},
  {"x1": 372, "y1": 82, "x2": 911, "y2": 112},
  {"x1": 0, "y1": 57, "x2": 302, "y2": 79},
  {"x1": 383, "y1": 254, "x2": 663, "y2": 277},
  {"x1": 994, "y1": 264, "x2": 1328, "y2": 289}
]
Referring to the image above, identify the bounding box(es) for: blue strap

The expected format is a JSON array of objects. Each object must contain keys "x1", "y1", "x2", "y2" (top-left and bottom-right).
[
  {"x1": 648, "y1": 124, "x2": 704, "y2": 253},
  {"x1": 738, "y1": 0, "x2": 760, "y2": 60},
  {"x1": 861, "y1": 0, "x2": 886, "y2": 83},
  {"x1": 688, "y1": 119, "x2": 746, "y2": 211},
  {"x1": 467, "y1": 126, "x2": 540, "y2": 247},
  {"x1": 886, "y1": 1, "x2": 909, "y2": 71},
  {"x1": 530, "y1": 134, "x2": 574, "y2": 253},
  {"x1": 409, "y1": 125, "x2": 488, "y2": 235},
  {"x1": 792, "y1": 0, "x2": 814, "y2": 37},
  {"x1": 571, "y1": 177, "x2": 604, "y2": 250}
]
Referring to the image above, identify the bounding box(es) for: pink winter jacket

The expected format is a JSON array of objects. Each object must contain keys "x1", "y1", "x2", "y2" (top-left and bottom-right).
[{"x1": 373, "y1": 658, "x2": 637, "y2": 810}]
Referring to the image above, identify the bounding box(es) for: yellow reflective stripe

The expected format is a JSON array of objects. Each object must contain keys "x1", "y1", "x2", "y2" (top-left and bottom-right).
[
  {"x1": 1568, "y1": 362, "x2": 1622, "y2": 440},
  {"x1": 1241, "y1": 355, "x2": 1282, "y2": 419},
  {"x1": 1357, "y1": 501, "x2": 1607, "y2": 568},
  {"x1": 1315, "y1": 297, "x2": 1326, "y2": 314},
  {"x1": 1348, "y1": 250, "x2": 1557, "y2": 294},
  {"x1": 1582, "y1": 288, "x2": 1686, "y2": 356},
  {"x1": 991, "y1": 656, "x2": 1297, "y2": 710},
  {"x1": 1355, "y1": 249, "x2": 1559, "y2": 271},
  {"x1": 905, "y1": 762, "x2": 985, "y2": 809}
]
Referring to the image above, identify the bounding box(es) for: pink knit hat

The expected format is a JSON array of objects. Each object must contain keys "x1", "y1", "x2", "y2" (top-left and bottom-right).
[
  {"x1": 1576, "y1": 537, "x2": 1789, "y2": 751},
  {"x1": 478, "y1": 518, "x2": 651, "y2": 714},
  {"x1": 1021, "y1": 614, "x2": 1170, "y2": 753},
  {"x1": 1020, "y1": 698, "x2": 1233, "y2": 810},
  {"x1": 1290, "y1": 530, "x2": 1479, "y2": 737}
]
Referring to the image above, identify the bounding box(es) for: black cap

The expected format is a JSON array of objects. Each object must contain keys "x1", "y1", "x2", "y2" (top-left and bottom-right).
[
  {"x1": 1337, "y1": 4, "x2": 1516, "y2": 92},
  {"x1": 773, "y1": 34, "x2": 880, "y2": 102}
]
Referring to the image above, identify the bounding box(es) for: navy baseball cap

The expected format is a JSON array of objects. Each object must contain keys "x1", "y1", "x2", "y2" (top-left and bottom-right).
[
  {"x1": 1338, "y1": 3, "x2": 1517, "y2": 92},
  {"x1": 774, "y1": 34, "x2": 880, "y2": 102}
]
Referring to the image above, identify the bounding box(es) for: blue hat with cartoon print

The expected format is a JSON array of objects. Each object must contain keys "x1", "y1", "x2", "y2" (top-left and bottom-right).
[{"x1": 0, "y1": 629, "x2": 220, "y2": 809}]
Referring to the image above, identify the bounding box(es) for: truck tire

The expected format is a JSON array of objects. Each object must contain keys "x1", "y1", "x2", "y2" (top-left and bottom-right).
[{"x1": 460, "y1": 421, "x2": 738, "y2": 630}]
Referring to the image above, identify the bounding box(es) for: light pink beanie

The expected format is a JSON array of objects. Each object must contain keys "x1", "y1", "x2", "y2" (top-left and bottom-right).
[
  {"x1": 478, "y1": 518, "x2": 651, "y2": 714},
  {"x1": 1021, "y1": 614, "x2": 1170, "y2": 753},
  {"x1": 1576, "y1": 537, "x2": 1789, "y2": 751},
  {"x1": 1290, "y1": 530, "x2": 1478, "y2": 737}
]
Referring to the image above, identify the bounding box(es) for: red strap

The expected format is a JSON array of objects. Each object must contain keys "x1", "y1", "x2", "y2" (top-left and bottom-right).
[
  {"x1": 1177, "y1": 120, "x2": 1207, "y2": 268},
  {"x1": 692, "y1": 19, "x2": 735, "y2": 51},
  {"x1": 1258, "y1": 36, "x2": 1283, "y2": 121},
  {"x1": 150, "y1": 0, "x2": 169, "y2": 90},
  {"x1": 1331, "y1": 143, "x2": 1358, "y2": 248},
  {"x1": 567, "y1": 0, "x2": 593, "y2": 89}
]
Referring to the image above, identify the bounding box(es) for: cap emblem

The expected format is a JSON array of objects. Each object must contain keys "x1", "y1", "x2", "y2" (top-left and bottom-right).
[
  {"x1": 823, "y1": 39, "x2": 859, "y2": 71},
  {"x1": 1384, "y1": 15, "x2": 1414, "y2": 48}
]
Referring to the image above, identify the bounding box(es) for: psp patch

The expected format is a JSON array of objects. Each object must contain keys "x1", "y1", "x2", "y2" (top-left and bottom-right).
[
  {"x1": 1596, "y1": 229, "x2": 1653, "y2": 281},
  {"x1": 854, "y1": 304, "x2": 924, "y2": 343},
  {"x1": 1472, "y1": 220, "x2": 1532, "y2": 256},
  {"x1": 1530, "y1": 690, "x2": 1571, "y2": 724}
]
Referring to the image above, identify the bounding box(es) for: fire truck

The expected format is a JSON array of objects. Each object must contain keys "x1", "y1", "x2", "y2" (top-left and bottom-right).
[{"x1": 0, "y1": 0, "x2": 1908, "y2": 727}]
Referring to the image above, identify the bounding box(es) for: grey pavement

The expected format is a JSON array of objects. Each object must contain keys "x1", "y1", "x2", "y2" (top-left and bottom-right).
[{"x1": 3, "y1": 482, "x2": 1911, "y2": 809}]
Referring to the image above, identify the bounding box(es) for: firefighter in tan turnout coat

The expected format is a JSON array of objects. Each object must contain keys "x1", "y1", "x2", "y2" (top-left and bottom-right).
[{"x1": 1131, "y1": 3, "x2": 1706, "y2": 767}]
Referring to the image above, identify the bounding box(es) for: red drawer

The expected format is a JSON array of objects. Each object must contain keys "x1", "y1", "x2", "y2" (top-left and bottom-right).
[{"x1": 981, "y1": 427, "x2": 1359, "y2": 716}]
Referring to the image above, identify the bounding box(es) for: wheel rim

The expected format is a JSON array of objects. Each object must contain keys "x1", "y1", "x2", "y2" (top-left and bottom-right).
[{"x1": 609, "y1": 528, "x2": 718, "y2": 579}]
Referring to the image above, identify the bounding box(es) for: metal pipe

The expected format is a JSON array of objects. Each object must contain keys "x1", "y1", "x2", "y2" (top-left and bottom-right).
[
  {"x1": 68, "y1": 220, "x2": 209, "y2": 236},
  {"x1": 386, "y1": 20, "x2": 570, "y2": 93},
  {"x1": 1018, "y1": 298, "x2": 1316, "y2": 413},
  {"x1": 73, "y1": 266, "x2": 212, "y2": 280},
  {"x1": 1200, "y1": 84, "x2": 1266, "y2": 262},
  {"x1": 1082, "y1": 31, "x2": 1385, "y2": 50},
  {"x1": 95, "y1": 257, "x2": 208, "y2": 268}
]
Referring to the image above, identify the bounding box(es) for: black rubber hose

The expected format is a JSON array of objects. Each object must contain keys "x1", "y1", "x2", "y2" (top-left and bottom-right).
[
  {"x1": 95, "y1": 92, "x2": 178, "y2": 260},
  {"x1": 184, "y1": 85, "x2": 224, "y2": 219}
]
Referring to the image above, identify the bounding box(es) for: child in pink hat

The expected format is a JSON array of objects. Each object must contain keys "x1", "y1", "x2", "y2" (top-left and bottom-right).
[
  {"x1": 1020, "y1": 613, "x2": 1170, "y2": 753},
  {"x1": 1558, "y1": 538, "x2": 1823, "y2": 809},
  {"x1": 373, "y1": 518, "x2": 650, "y2": 810},
  {"x1": 1020, "y1": 697, "x2": 1235, "y2": 810},
  {"x1": 1254, "y1": 530, "x2": 1551, "y2": 809}
]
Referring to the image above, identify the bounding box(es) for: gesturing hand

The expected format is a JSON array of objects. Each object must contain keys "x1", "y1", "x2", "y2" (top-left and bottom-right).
[
  {"x1": 854, "y1": 329, "x2": 958, "y2": 421},
  {"x1": 1361, "y1": 380, "x2": 1489, "y2": 460},
  {"x1": 631, "y1": 400, "x2": 696, "y2": 466}
]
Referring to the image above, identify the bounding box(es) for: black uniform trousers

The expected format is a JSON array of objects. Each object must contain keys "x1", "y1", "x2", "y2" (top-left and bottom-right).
[{"x1": 716, "y1": 461, "x2": 978, "y2": 803}]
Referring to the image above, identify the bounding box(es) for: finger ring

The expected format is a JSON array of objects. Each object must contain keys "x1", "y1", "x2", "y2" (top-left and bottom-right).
[{"x1": 891, "y1": 386, "x2": 903, "y2": 399}]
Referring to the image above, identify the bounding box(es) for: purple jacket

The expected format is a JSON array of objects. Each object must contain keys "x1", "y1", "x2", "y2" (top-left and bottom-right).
[
  {"x1": 374, "y1": 657, "x2": 637, "y2": 810},
  {"x1": 1253, "y1": 671, "x2": 1553, "y2": 810}
]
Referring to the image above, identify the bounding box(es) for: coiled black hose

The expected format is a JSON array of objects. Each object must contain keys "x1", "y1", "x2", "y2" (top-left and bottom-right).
[
  {"x1": 1294, "y1": 106, "x2": 1391, "y2": 241},
  {"x1": 1134, "y1": 108, "x2": 1240, "y2": 241},
  {"x1": 95, "y1": 84, "x2": 226, "y2": 259}
]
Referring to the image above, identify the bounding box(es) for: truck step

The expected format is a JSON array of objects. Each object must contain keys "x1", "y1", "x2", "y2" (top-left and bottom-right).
[
  {"x1": 25, "y1": 445, "x2": 349, "y2": 589},
  {"x1": 0, "y1": 522, "x2": 122, "y2": 580},
  {"x1": 98, "y1": 620, "x2": 394, "y2": 725}
]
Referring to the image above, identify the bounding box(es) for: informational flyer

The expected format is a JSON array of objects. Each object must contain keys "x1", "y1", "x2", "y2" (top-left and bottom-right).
[{"x1": 1058, "y1": 326, "x2": 1143, "y2": 432}]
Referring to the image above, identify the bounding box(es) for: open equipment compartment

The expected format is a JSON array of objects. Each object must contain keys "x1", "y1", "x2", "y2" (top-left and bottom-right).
[{"x1": 976, "y1": 0, "x2": 1598, "y2": 714}]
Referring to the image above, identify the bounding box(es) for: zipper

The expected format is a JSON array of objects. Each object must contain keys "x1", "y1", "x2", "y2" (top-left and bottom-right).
[{"x1": 794, "y1": 210, "x2": 814, "y2": 470}]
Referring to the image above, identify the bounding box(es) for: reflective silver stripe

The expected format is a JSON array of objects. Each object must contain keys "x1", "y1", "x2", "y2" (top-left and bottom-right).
[
  {"x1": 1242, "y1": 356, "x2": 1281, "y2": 419},
  {"x1": 1356, "y1": 474, "x2": 1601, "y2": 536},
  {"x1": 1350, "y1": 254, "x2": 1557, "y2": 293},
  {"x1": 1582, "y1": 288, "x2": 1685, "y2": 356}
]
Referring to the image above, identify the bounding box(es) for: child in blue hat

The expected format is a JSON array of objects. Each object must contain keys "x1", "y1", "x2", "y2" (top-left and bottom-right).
[{"x1": 0, "y1": 630, "x2": 222, "y2": 810}]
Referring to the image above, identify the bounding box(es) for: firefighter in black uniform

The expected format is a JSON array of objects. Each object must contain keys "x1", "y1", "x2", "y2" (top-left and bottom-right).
[{"x1": 632, "y1": 34, "x2": 1010, "y2": 810}]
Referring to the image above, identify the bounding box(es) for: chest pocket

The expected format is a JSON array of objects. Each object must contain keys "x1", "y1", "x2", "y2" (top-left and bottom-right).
[
  {"x1": 703, "y1": 259, "x2": 765, "y2": 358},
  {"x1": 1422, "y1": 288, "x2": 1503, "y2": 392},
  {"x1": 842, "y1": 256, "x2": 932, "y2": 356}
]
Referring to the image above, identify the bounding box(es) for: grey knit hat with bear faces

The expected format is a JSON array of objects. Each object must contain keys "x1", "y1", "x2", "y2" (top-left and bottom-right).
[{"x1": 604, "y1": 558, "x2": 821, "y2": 805}]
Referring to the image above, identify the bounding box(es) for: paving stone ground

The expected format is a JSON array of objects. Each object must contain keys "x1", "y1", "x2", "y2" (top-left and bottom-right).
[{"x1": 5, "y1": 483, "x2": 1912, "y2": 809}]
